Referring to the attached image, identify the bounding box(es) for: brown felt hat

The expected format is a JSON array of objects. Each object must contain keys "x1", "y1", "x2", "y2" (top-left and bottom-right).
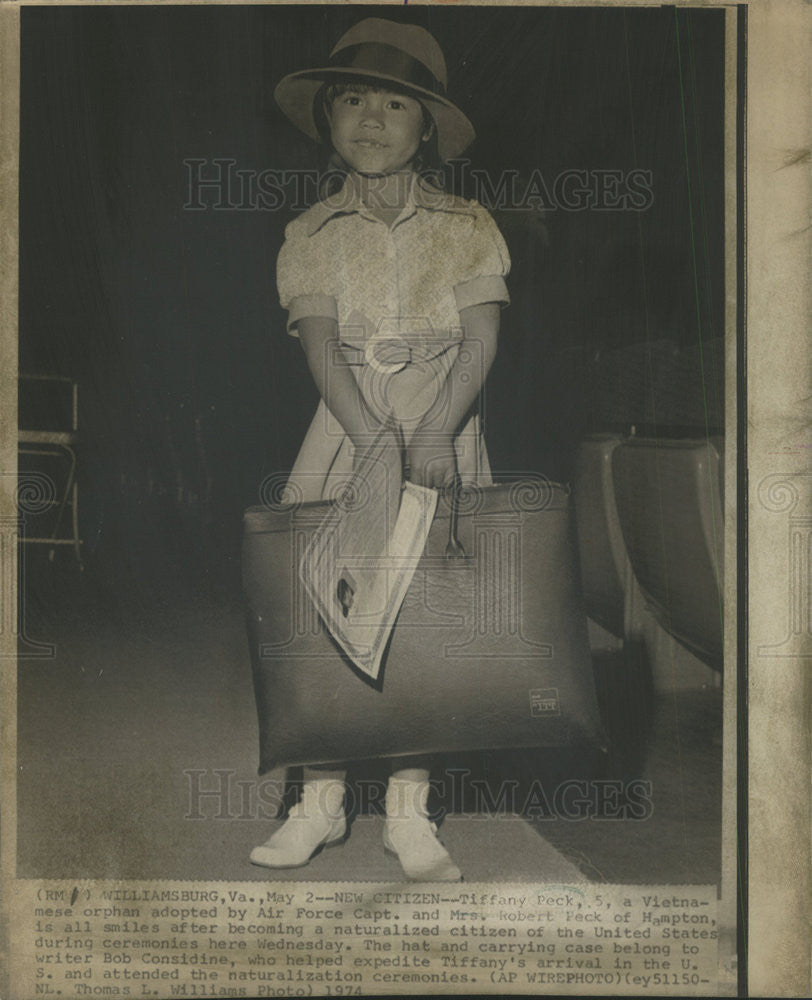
[{"x1": 274, "y1": 18, "x2": 475, "y2": 162}]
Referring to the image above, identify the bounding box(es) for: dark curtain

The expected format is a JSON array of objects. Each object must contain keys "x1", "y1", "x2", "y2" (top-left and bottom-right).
[{"x1": 20, "y1": 4, "x2": 725, "y2": 573}]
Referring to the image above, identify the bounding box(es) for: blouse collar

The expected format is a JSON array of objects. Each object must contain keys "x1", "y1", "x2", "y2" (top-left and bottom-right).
[{"x1": 303, "y1": 172, "x2": 476, "y2": 237}]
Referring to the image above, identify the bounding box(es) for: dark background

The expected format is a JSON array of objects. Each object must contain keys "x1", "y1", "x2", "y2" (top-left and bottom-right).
[
  {"x1": 19, "y1": 3, "x2": 725, "y2": 592},
  {"x1": 16, "y1": 4, "x2": 727, "y2": 888}
]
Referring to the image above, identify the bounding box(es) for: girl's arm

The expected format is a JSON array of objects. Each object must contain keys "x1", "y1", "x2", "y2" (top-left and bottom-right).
[
  {"x1": 406, "y1": 302, "x2": 500, "y2": 488},
  {"x1": 297, "y1": 316, "x2": 384, "y2": 449}
]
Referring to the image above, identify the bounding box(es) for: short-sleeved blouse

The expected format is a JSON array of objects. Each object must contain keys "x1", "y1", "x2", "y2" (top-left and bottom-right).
[
  {"x1": 278, "y1": 174, "x2": 510, "y2": 338},
  {"x1": 277, "y1": 173, "x2": 511, "y2": 502}
]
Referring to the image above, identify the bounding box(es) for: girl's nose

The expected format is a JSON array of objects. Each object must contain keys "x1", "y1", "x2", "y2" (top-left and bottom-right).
[{"x1": 360, "y1": 98, "x2": 385, "y2": 127}]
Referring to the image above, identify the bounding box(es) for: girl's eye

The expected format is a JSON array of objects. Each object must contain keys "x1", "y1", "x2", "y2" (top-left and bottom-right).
[
  {"x1": 342, "y1": 94, "x2": 362, "y2": 106},
  {"x1": 387, "y1": 100, "x2": 405, "y2": 111}
]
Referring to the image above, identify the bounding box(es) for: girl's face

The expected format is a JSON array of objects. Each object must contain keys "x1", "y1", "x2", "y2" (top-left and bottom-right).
[{"x1": 327, "y1": 86, "x2": 431, "y2": 176}]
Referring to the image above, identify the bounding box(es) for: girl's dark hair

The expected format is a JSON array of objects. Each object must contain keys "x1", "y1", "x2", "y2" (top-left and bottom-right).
[{"x1": 313, "y1": 77, "x2": 443, "y2": 198}]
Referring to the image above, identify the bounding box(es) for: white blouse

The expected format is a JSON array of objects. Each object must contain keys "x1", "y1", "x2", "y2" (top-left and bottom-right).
[{"x1": 277, "y1": 173, "x2": 511, "y2": 345}]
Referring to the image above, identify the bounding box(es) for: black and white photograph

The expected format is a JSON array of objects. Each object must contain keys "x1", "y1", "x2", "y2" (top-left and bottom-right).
[{"x1": 2, "y1": 0, "x2": 806, "y2": 996}]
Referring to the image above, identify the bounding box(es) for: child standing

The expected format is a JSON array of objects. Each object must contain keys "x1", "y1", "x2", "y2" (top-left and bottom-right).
[{"x1": 250, "y1": 17, "x2": 510, "y2": 882}]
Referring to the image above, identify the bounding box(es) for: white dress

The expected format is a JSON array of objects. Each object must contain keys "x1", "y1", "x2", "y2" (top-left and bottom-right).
[{"x1": 276, "y1": 173, "x2": 511, "y2": 502}]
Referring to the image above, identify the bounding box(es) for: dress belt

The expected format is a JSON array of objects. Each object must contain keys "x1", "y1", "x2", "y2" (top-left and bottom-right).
[{"x1": 340, "y1": 335, "x2": 461, "y2": 375}]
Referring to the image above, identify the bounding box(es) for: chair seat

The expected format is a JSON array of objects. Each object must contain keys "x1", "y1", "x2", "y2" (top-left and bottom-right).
[
  {"x1": 19, "y1": 429, "x2": 76, "y2": 447},
  {"x1": 612, "y1": 437, "x2": 724, "y2": 668}
]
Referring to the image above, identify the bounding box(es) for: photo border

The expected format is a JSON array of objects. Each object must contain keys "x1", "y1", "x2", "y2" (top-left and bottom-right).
[{"x1": 1, "y1": 1, "x2": 809, "y2": 997}]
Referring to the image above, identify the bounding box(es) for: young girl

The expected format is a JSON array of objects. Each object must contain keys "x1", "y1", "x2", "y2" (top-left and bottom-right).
[{"x1": 250, "y1": 17, "x2": 510, "y2": 882}]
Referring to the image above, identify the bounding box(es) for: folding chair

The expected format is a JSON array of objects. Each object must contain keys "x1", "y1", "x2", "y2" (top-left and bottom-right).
[{"x1": 18, "y1": 374, "x2": 83, "y2": 567}]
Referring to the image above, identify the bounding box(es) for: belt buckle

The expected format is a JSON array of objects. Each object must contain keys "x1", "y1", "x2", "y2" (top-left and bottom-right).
[{"x1": 364, "y1": 337, "x2": 412, "y2": 375}]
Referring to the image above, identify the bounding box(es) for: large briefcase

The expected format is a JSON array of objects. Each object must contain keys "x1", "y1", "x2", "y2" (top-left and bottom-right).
[{"x1": 243, "y1": 480, "x2": 604, "y2": 774}]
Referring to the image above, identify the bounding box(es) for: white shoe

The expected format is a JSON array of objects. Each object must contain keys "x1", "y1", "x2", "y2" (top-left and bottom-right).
[
  {"x1": 383, "y1": 778, "x2": 462, "y2": 882},
  {"x1": 250, "y1": 780, "x2": 346, "y2": 869}
]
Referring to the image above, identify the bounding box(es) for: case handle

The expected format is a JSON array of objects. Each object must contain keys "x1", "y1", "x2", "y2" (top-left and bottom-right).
[{"x1": 444, "y1": 474, "x2": 466, "y2": 560}]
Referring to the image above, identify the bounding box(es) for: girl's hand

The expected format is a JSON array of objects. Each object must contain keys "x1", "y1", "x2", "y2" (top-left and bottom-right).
[
  {"x1": 403, "y1": 303, "x2": 499, "y2": 489},
  {"x1": 406, "y1": 431, "x2": 457, "y2": 489}
]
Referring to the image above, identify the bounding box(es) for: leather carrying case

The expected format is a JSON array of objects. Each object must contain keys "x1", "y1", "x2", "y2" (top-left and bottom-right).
[{"x1": 243, "y1": 480, "x2": 604, "y2": 773}]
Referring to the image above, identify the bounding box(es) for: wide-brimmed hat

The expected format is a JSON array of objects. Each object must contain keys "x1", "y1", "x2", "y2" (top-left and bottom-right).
[{"x1": 274, "y1": 18, "x2": 475, "y2": 162}]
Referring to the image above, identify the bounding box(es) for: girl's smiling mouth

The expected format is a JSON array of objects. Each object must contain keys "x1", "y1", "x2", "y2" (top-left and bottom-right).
[{"x1": 355, "y1": 139, "x2": 387, "y2": 148}]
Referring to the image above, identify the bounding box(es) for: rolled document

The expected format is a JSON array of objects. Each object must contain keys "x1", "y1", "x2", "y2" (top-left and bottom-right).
[{"x1": 299, "y1": 425, "x2": 438, "y2": 681}]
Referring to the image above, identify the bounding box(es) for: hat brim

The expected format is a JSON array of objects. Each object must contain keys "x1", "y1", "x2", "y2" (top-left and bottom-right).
[{"x1": 274, "y1": 68, "x2": 475, "y2": 162}]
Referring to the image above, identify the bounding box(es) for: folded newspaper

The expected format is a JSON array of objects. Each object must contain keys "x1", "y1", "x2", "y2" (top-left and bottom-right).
[{"x1": 299, "y1": 425, "x2": 438, "y2": 681}]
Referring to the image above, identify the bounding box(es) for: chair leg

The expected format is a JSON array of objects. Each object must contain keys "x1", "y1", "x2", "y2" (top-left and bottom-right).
[
  {"x1": 72, "y1": 480, "x2": 83, "y2": 569},
  {"x1": 50, "y1": 446, "x2": 76, "y2": 550}
]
